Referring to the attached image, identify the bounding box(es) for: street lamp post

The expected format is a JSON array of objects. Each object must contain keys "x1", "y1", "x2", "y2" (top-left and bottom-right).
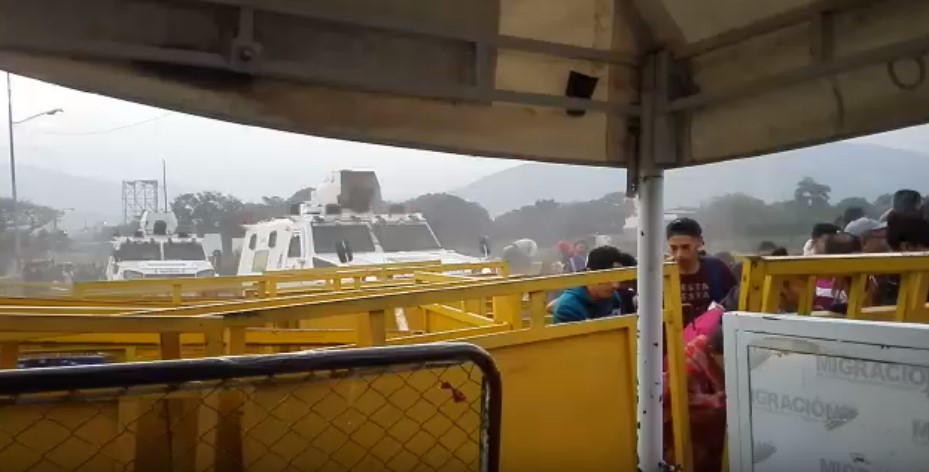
[{"x1": 6, "y1": 71, "x2": 63, "y2": 274}]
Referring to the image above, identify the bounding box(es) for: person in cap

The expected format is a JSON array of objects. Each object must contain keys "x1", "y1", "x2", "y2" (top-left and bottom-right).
[
  {"x1": 552, "y1": 246, "x2": 629, "y2": 324},
  {"x1": 844, "y1": 217, "x2": 889, "y2": 253}
]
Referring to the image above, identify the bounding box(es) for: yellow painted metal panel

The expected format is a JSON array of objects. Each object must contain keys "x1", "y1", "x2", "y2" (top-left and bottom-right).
[
  {"x1": 475, "y1": 324, "x2": 638, "y2": 471},
  {"x1": 421, "y1": 304, "x2": 494, "y2": 328}
]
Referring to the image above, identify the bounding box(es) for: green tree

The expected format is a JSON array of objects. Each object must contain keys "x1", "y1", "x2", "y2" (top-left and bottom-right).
[
  {"x1": 171, "y1": 192, "x2": 244, "y2": 234},
  {"x1": 0, "y1": 198, "x2": 66, "y2": 269},
  {"x1": 287, "y1": 187, "x2": 315, "y2": 204},
  {"x1": 834, "y1": 197, "x2": 875, "y2": 221},
  {"x1": 0, "y1": 198, "x2": 61, "y2": 234},
  {"x1": 793, "y1": 177, "x2": 832, "y2": 209},
  {"x1": 405, "y1": 193, "x2": 493, "y2": 254},
  {"x1": 492, "y1": 194, "x2": 629, "y2": 246},
  {"x1": 873, "y1": 193, "x2": 893, "y2": 215},
  {"x1": 696, "y1": 193, "x2": 785, "y2": 239}
]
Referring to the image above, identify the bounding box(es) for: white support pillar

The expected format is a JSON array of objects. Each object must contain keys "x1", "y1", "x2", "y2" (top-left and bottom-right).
[
  {"x1": 636, "y1": 163, "x2": 665, "y2": 471},
  {"x1": 635, "y1": 49, "x2": 673, "y2": 472}
]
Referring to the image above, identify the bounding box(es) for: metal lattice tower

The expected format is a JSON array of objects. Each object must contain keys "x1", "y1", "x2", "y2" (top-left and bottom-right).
[{"x1": 121, "y1": 180, "x2": 160, "y2": 225}]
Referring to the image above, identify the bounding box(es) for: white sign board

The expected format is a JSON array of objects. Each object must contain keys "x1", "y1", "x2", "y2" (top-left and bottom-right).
[{"x1": 724, "y1": 313, "x2": 929, "y2": 472}]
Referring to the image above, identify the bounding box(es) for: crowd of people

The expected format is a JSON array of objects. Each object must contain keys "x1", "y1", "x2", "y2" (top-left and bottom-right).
[{"x1": 541, "y1": 187, "x2": 929, "y2": 471}]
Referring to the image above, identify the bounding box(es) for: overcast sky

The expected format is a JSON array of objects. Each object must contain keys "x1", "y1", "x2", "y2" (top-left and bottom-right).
[
  {"x1": 2, "y1": 73, "x2": 927, "y2": 205},
  {"x1": 2, "y1": 75, "x2": 519, "y2": 202}
]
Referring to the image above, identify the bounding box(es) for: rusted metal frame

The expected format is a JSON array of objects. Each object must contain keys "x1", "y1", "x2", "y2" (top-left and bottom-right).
[
  {"x1": 177, "y1": 0, "x2": 639, "y2": 66},
  {"x1": 664, "y1": 31, "x2": 929, "y2": 113},
  {"x1": 0, "y1": 33, "x2": 641, "y2": 116},
  {"x1": 675, "y1": 0, "x2": 888, "y2": 59}
]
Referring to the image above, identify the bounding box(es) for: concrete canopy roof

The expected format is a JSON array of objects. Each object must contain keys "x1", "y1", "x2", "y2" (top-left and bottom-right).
[{"x1": 0, "y1": 0, "x2": 927, "y2": 169}]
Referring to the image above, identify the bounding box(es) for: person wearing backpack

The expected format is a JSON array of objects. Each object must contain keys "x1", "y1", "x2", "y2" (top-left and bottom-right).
[{"x1": 666, "y1": 218, "x2": 738, "y2": 324}]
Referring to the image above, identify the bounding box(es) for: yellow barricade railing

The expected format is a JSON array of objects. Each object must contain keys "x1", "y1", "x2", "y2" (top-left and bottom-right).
[
  {"x1": 0, "y1": 280, "x2": 74, "y2": 297},
  {"x1": 0, "y1": 263, "x2": 697, "y2": 471},
  {"x1": 0, "y1": 314, "x2": 226, "y2": 368},
  {"x1": 133, "y1": 265, "x2": 694, "y2": 471},
  {"x1": 739, "y1": 252, "x2": 929, "y2": 322},
  {"x1": 70, "y1": 260, "x2": 507, "y2": 303}
]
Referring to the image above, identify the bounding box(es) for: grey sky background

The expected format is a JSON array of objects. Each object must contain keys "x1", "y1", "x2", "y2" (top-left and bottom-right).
[
  {"x1": 1, "y1": 73, "x2": 926, "y2": 207},
  {"x1": 4, "y1": 75, "x2": 519, "y2": 203}
]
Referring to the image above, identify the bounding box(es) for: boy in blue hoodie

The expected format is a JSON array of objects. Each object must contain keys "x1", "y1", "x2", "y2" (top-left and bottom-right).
[{"x1": 553, "y1": 246, "x2": 630, "y2": 324}]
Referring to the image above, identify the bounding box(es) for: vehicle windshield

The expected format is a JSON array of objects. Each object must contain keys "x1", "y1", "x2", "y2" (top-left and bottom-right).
[
  {"x1": 312, "y1": 224, "x2": 377, "y2": 253},
  {"x1": 163, "y1": 241, "x2": 207, "y2": 261},
  {"x1": 114, "y1": 241, "x2": 161, "y2": 261},
  {"x1": 373, "y1": 223, "x2": 441, "y2": 252}
]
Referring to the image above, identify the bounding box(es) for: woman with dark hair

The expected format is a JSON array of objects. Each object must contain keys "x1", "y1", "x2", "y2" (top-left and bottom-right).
[{"x1": 663, "y1": 322, "x2": 726, "y2": 472}]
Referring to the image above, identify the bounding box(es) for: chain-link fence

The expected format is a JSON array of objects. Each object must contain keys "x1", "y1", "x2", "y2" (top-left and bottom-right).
[{"x1": 0, "y1": 343, "x2": 502, "y2": 472}]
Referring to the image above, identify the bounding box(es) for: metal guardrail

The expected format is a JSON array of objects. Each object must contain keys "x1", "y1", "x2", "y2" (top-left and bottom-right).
[
  {"x1": 739, "y1": 252, "x2": 929, "y2": 321},
  {"x1": 69, "y1": 261, "x2": 508, "y2": 303},
  {"x1": 0, "y1": 342, "x2": 502, "y2": 472},
  {"x1": 0, "y1": 264, "x2": 692, "y2": 471}
]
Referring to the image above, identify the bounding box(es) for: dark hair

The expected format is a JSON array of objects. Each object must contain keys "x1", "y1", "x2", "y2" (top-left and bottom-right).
[
  {"x1": 841, "y1": 207, "x2": 866, "y2": 227},
  {"x1": 824, "y1": 232, "x2": 861, "y2": 255},
  {"x1": 887, "y1": 213, "x2": 929, "y2": 250},
  {"x1": 586, "y1": 246, "x2": 625, "y2": 271},
  {"x1": 616, "y1": 252, "x2": 638, "y2": 267},
  {"x1": 893, "y1": 189, "x2": 922, "y2": 215},
  {"x1": 757, "y1": 241, "x2": 777, "y2": 253},
  {"x1": 770, "y1": 247, "x2": 789, "y2": 256},
  {"x1": 666, "y1": 217, "x2": 703, "y2": 239},
  {"x1": 811, "y1": 223, "x2": 841, "y2": 239}
]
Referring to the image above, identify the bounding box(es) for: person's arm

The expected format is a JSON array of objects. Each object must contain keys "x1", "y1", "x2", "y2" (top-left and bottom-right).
[
  {"x1": 546, "y1": 297, "x2": 559, "y2": 314},
  {"x1": 553, "y1": 301, "x2": 587, "y2": 324},
  {"x1": 720, "y1": 262, "x2": 738, "y2": 298},
  {"x1": 664, "y1": 368, "x2": 726, "y2": 426}
]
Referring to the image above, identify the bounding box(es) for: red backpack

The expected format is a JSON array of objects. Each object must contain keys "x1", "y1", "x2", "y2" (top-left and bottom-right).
[
  {"x1": 663, "y1": 303, "x2": 724, "y2": 371},
  {"x1": 683, "y1": 303, "x2": 724, "y2": 344}
]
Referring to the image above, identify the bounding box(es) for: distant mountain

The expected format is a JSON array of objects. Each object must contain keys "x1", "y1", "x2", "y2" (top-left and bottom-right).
[
  {"x1": 453, "y1": 142, "x2": 929, "y2": 215},
  {"x1": 0, "y1": 164, "x2": 122, "y2": 230},
  {"x1": 0, "y1": 165, "x2": 206, "y2": 231}
]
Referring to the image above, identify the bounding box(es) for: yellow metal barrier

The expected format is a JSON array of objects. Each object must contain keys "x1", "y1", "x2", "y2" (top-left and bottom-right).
[
  {"x1": 0, "y1": 280, "x2": 73, "y2": 298},
  {"x1": 739, "y1": 252, "x2": 929, "y2": 322},
  {"x1": 0, "y1": 276, "x2": 513, "y2": 358},
  {"x1": 0, "y1": 264, "x2": 697, "y2": 471},
  {"x1": 70, "y1": 260, "x2": 507, "y2": 303},
  {"x1": 0, "y1": 314, "x2": 226, "y2": 368},
  {"x1": 0, "y1": 344, "x2": 498, "y2": 472}
]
